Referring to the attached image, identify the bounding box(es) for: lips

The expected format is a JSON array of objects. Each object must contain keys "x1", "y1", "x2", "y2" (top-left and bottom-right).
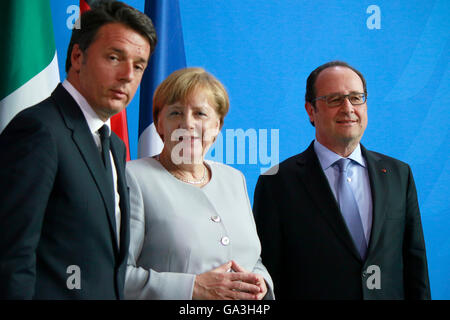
[
  {"x1": 336, "y1": 119, "x2": 358, "y2": 124},
  {"x1": 110, "y1": 89, "x2": 127, "y2": 99}
]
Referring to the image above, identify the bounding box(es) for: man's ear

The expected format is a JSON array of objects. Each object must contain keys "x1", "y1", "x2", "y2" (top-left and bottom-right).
[
  {"x1": 305, "y1": 102, "x2": 316, "y2": 124},
  {"x1": 71, "y1": 44, "x2": 84, "y2": 73}
]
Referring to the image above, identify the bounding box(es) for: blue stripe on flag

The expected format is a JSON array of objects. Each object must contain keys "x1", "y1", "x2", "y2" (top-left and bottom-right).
[{"x1": 138, "y1": 0, "x2": 187, "y2": 158}]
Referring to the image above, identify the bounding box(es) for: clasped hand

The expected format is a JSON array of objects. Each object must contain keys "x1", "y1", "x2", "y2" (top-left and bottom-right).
[{"x1": 193, "y1": 260, "x2": 267, "y2": 300}]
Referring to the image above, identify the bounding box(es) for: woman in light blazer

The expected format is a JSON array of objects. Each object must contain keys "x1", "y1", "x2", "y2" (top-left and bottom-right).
[{"x1": 124, "y1": 67, "x2": 274, "y2": 300}]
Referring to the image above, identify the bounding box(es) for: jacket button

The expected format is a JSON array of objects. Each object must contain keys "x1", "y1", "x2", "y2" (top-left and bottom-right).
[
  {"x1": 221, "y1": 236, "x2": 230, "y2": 246},
  {"x1": 211, "y1": 215, "x2": 221, "y2": 223}
]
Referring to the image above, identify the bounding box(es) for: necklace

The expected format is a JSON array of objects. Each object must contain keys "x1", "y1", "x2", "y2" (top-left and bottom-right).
[
  {"x1": 172, "y1": 165, "x2": 207, "y2": 185},
  {"x1": 156, "y1": 155, "x2": 208, "y2": 185}
]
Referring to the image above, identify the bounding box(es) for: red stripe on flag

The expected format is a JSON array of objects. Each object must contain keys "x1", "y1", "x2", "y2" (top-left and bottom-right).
[
  {"x1": 80, "y1": 0, "x2": 91, "y2": 13},
  {"x1": 110, "y1": 111, "x2": 131, "y2": 161}
]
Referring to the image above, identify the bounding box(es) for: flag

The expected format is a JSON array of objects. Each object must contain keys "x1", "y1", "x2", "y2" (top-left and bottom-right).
[
  {"x1": 80, "y1": 0, "x2": 131, "y2": 161},
  {"x1": 138, "y1": 0, "x2": 187, "y2": 158},
  {"x1": 0, "y1": 0, "x2": 60, "y2": 134}
]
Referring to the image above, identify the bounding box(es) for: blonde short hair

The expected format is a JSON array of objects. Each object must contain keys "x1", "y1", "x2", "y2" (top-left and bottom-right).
[{"x1": 153, "y1": 67, "x2": 230, "y2": 127}]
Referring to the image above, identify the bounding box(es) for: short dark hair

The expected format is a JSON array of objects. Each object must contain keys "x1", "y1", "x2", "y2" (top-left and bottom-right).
[
  {"x1": 65, "y1": 0, "x2": 157, "y2": 72},
  {"x1": 305, "y1": 60, "x2": 367, "y2": 107}
]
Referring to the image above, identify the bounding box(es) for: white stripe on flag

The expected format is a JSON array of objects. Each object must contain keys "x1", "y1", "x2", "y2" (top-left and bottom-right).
[
  {"x1": 0, "y1": 51, "x2": 60, "y2": 133},
  {"x1": 138, "y1": 122, "x2": 164, "y2": 158}
]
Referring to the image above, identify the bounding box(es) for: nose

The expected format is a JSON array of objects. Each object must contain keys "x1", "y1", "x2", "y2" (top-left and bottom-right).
[
  {"x1": 179, "y1": 112, "x2": 196, "y2": 131},
  {"x1": 118, "y1": 61, "x2": 134, "y2": 82},
  {"x1": 340, "y1": 96, "x2": 355, "y2": 113}
]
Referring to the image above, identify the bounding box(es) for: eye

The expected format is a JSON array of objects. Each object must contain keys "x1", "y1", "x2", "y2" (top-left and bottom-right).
[
  {"x1": 350, "y1": 94, "x2": 364, "y2": 104},
  {"x1": 134, "y1": 64, "x2": 144, "y2": 72},
  {"x1": 109, "y1": 55, "x2": 119, "y2": 62},
  {"x1": 327, "y1": 95, "x2": 343, "y2": 105}
]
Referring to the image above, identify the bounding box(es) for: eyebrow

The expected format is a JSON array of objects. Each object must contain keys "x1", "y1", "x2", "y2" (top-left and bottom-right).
[
  {"x1": 109, "y1": 47, "x2": 148, "y2": 64},
  {"x1": 168, "y1": 104, "x2": 210, "y2": 111},
  {"x1": 325, "y1": 91, "x2": 363, "y2": 96}
]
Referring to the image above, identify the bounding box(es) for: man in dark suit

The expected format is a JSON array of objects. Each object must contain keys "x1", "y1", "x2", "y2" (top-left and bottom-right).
[
  {"x1": 253, "y1": 61, "x2": 431, "y2": 299},
  {"x1": 0, "y1": 1, "x2": 157, "y2": 299}
]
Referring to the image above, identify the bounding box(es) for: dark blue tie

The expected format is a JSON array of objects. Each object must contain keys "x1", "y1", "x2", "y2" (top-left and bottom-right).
[
  {"x1": 98, "y1": 125, "x2": 114, "y2": 197},
  {"x1": 335, "y1": 158, "x2": 367, "y2": 260}
]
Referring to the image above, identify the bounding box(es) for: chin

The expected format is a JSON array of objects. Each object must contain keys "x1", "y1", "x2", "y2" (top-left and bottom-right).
[
  {"x1": 178, "y1": 150, "x2": 204, "y2": 164},
  {"x1": 338, "y1": 133, "x2": 362, "y2": 145},
  {"x1": 337, "y1": 128, "x2": 361, "y2": 137},
  {"x1": 107, "y1": 101, "x2": 127, "y2": 114}
]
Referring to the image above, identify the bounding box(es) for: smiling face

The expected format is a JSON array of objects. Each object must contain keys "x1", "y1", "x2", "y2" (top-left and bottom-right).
[
  {"x1": 69, "y1": 23, "x2": 150, "y2": 121},
  {"x1": 157, "y1": 88, "x2": 221, "y2": 164},
  {"x1": 305, "y1": 66, "x2": 368, "y2": 155}
]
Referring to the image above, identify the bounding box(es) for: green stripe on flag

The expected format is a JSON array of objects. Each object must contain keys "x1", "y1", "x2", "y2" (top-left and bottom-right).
[{"x1": 0, "y1": 0, "x2": 56, "y2": 100}]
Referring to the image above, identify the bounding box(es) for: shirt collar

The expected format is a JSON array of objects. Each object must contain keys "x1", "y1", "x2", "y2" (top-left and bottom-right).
[
  {"x1": 314, "y1": 139, "x2": 366, "y2": 170},
  {"x1": 62, "y1": 79, "x2": 110, "y2": 136}
]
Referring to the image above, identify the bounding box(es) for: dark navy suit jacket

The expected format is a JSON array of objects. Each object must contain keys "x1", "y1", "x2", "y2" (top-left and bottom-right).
[
  {"x1": 0, "y1": 84, "x2": 130, "y2": 299},
  {"x1": 253, "y1": 142, "x2": 431, "y2": 299}
]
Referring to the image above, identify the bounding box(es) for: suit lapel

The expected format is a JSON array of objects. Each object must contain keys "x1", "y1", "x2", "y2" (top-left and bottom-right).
[
  {"x1": 361, "y1": 145, "x2": 389, "y2": 256},
  {"x1": 296, "y1": 142, "x2": 362, "y2": 262},
  {"x1": 52, "y1": 84, "x2": 119, "y2": 253}
]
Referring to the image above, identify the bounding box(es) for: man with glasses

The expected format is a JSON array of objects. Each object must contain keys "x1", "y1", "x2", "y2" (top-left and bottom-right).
[{"x1": 253, "y1": 61, "x2": 431, "y2": 299}]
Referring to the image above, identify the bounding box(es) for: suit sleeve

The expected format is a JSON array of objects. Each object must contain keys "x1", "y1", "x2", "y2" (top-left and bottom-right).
[
  {"x1": 239, "y1": 172, "x2": 275, "y2": 300},
  {"x1": 124, "y1": 166, "x2": 195, "y2": 300},
  {"x1": 253, "y1": 174, "x2": 283, "y2": 299},
  {"x1": 0, "y1": 114, "x2": 57, "y2": 299},
  {"x1": 403, "y1": 165, "x2": 431, "y2": 299}
]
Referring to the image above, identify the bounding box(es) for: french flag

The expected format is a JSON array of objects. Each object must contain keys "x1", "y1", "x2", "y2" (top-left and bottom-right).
[{"x1": 138, "y1": 0, "x2": 186, "y2": 158}]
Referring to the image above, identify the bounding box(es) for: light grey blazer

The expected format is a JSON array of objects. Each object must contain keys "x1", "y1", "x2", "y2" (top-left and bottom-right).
[{"x1": 124, "y1": 157, "x2": 274, "y2": 300}]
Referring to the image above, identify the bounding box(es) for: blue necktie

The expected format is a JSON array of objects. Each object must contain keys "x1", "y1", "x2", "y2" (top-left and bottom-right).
[
  {"x1": 335, "y1": 158, "x2": 367, "y2": 260},
  {"x1": 99, "y1": 125, "x2": 114, "y2": 198}
]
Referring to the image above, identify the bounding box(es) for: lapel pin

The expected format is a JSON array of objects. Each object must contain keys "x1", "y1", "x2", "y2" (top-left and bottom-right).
[{"x1": 381, "y1": 168, "x2": 387, "y2": 173}]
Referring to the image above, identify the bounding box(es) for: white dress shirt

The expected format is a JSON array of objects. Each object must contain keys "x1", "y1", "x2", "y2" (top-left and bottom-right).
[
  {"x1": 62, "y1": 79, "x2": 121, "y2": 247},
  {"x1": 314, "y1": 140, "x2": 373, "y2": 244}
]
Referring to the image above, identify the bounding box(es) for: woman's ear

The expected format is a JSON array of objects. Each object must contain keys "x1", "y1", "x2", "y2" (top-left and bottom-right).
[
  {"x1": 155, "y1": 120, "x2": 164, "y2": 141},
  {"x1": 212, "y1": 119, "x2": 222, "y2": 143}
]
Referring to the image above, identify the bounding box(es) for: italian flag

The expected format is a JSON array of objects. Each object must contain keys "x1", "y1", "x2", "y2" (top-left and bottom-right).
[{"x1": 0, "y1": 0, "x2": 60, "y2": 134}]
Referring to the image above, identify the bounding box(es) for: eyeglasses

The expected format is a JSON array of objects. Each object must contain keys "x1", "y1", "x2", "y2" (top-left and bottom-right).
[{"x1": 311, "y1": 93, "x2": 367, "y2": 107}]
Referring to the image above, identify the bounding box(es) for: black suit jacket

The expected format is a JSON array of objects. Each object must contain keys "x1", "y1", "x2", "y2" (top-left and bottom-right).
[
  {"x1": 0, "y1": 84, "x2": 130, "y2": 299},
  {"x1": 253, "y1": 142, "x2": 431, "y2": 299}
]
